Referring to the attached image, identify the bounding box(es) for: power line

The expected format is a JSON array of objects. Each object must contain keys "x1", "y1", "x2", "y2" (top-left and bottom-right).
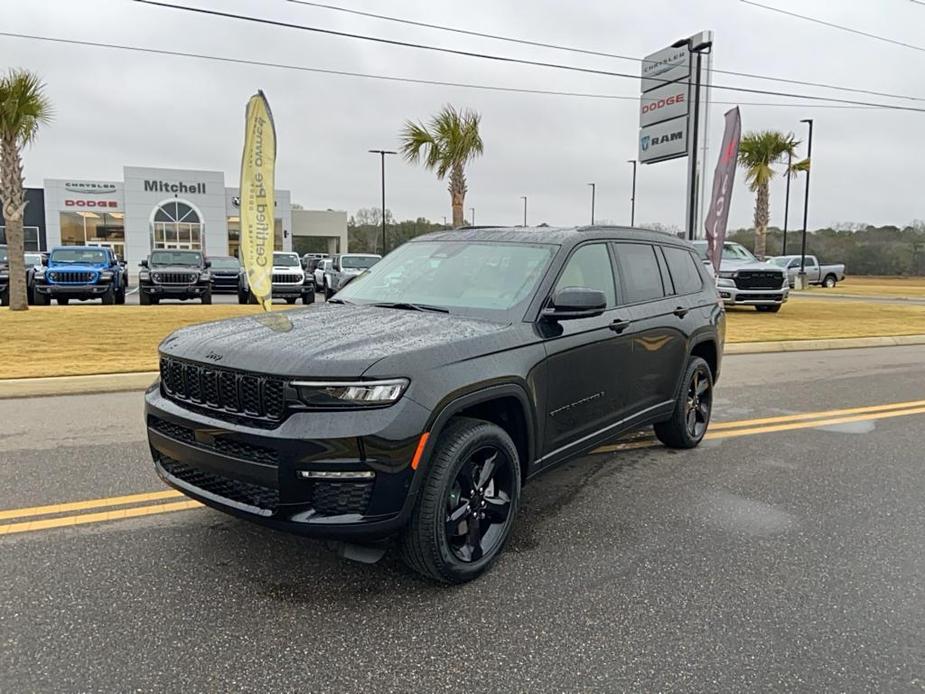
[
  {"x1": 131, "y1": 0, "x2": 925, "y2": 113},
  {"x1": 0, "y1": 31, "x2": 878, "y2": 110},
  {"x1": 287, "y1": 0, "x2": 925, "y2": 103},
  {"x1": 741, "y1": 0, "x2": 925, "y2": 53}
]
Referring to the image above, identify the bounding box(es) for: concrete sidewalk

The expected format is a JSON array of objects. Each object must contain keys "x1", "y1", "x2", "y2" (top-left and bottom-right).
[{"x1": 3, "y1": 334, "x2": 924, "y2": 399}]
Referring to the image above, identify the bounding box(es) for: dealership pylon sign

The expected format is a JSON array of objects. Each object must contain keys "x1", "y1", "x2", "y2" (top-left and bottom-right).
[{"x1": 239, "y1": 90, "x2": 277, "y2": 311}]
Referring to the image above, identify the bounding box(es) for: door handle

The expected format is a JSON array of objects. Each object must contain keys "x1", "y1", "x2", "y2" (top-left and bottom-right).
[
  {"x1": 609, "y1": 318, "x2": 630, "y2": 333},
  {"x1": 672, "y1": 306, "x2": 688, "y2": 318}
]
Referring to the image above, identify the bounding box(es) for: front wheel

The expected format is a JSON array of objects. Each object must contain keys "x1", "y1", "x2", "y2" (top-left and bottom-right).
[
  {"x1": 400, "y1": 417, "x2": 521, "y2": 584},
  {"x1": 654, "y1": 356, "x2": 713, "y2": 449},
  {"x1": 100, "y1": 286, "x2": 115, "y2": 305},
  {"x1": 823, "y1": 274, "x2": 837, "y2": 288},
  {"x1": 0, "y1": 287, "x2": 8, "y2": 306},
  {"x1": 201, "y1": 289, "x2": 212, "y2": 305},
  {"x1": 33, "y1": 290, "x2": 49, "y2": 306}
]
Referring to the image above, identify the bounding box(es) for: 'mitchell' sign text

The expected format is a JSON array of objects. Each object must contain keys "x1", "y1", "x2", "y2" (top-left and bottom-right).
[{"x1": 144, "y1": 180, "x2": 207, "y2": 195}]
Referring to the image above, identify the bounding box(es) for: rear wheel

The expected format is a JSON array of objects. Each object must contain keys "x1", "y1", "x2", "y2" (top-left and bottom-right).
[
  {"x1": 400, "y1": 418, "x2": 521, "y2": 584},
  {"x1": 823, "y1": 274, "x2": 837, "y2": 288},
  {"x1": 654, "y1": 356, "x2": 713, "y2": 449}
]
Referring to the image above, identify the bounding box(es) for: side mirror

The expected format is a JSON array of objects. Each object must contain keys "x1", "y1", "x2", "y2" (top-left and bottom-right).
[
  {"x1": 139, "y1": 259, "x2": 148, "y2": 268},
  {"x1": 41, "y1": 256, "x2": 49, "y2": 266},
  {"x1": 204, "y1": 260, "x2": 212, "y2": 268},
  {"x1": 542, "y1": 287, "x2": 607, "y2": 320}
]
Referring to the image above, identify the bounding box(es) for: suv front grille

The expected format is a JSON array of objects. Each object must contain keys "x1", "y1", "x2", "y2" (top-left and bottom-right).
[
  {"x1": 158, "y1": 453, "x2": 279, "y2": 512},
  {"x1": 272, "y1": 273, "x2": 302, "y2": 284},
  {"x1": 49, "y1": 270, "x2": 96, "y2": 284},
  {"x1": 160, "y1": 356, "x2": 287, "y2": 424},
  {"x1": 148, "y1": 416, "x2": 280, "y2": 465},
  {"x1": 153, "y1": 271, "x2": 198, "y2": 284},
  {"x1": 734, "y1": 271, "x2": 783, "y2": 290}
]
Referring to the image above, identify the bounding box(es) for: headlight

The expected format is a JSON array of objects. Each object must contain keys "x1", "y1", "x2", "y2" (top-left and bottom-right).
[
  {"x1": 716, "y1": 277, "x2": 736, "y2": 288},
  {"x1": 781, "y1": 274, "x2": 789, "y2": 288},
  {"x1": 717, "y1": 271, "x2": 736, "y2": 279},
  {"x1": 100, "y1": 271, "x2": 114, "y2": 280},
  {"x1": 199, "y1": 271, "x2": 210, "y2": 281},
  {"x1": 139, "y1": 271, "x2": 150, "y2": 281},
  {"x1": 291, "y1": 378, "x2": 409, "y2": 408}
]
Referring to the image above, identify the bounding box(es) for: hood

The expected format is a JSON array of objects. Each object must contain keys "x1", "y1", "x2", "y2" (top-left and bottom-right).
[
  {"x1": 719, "y1": 259, "x2": 785, "y2": 274},
  {"x1": 47, "y1": 261, "x2": 109, "y2": 272},
  {"x1": 272, "y1": 265, "x2": 303, "y2": 274},
  {"x1": 149, "y1": 264, "x2": 204, "y2": 273},
  {"x1": 159, "y1": 304, "x2": 514, "y2": 378}
]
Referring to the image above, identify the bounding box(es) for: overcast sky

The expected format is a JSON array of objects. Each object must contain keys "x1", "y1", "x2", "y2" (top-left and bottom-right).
[{"x1": 5, "y1": 0, "x2": 924, "y2": 230}]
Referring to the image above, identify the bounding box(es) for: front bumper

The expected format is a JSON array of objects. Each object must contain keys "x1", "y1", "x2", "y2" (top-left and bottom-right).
[
  {"x1": 36, "y1": 282, "x2": 111, "y2": 296},
  {"x1": 145, "y1": 384, "x2": 431, "y2": 541},
  {"x1": 211, "y1": 275, "x2": 240, "y2": 293},
  {"x1": 143, "y1": 283, "x2": 208, "y2": 296},
  {"x1": 270, "y1": 283, "x2": 311, "y2": 297},
  {"x1": 717, "y1": 284, "x2": 789, "y2": 306}
]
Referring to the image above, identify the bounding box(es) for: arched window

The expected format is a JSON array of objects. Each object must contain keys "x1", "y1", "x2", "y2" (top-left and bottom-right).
[{"x1": 151, "y1": 200, "x2": 203, "y2": 250}]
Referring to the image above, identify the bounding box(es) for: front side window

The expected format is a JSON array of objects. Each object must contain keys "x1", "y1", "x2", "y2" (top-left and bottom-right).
[
  {"x1": 554, "y1": 243, "x2": 616, "y2": 308},
  {"x1": 663, "y1": 246, "x2": 704, "y2": 295},
  {"x1": 614, "y1": 243, "x2": 665, "y2": 304},
  {"x1": 336, "y1": 240, "x2": 556, "y2": 320}
]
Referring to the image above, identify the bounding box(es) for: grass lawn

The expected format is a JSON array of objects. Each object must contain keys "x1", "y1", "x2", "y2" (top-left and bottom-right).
[
  {"x1": 1, "y1": 299, "x2": 924, "y2": 379},
  {"x1": 816, "y1": 275, "x2": 925, "y2": 298}
]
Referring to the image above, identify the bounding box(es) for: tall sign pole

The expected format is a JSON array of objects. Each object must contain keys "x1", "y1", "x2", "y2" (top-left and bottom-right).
[
  {"x1": 782, "y1": 150, "x2": 792, "y2": 255},
  {"x1": 798, "y1": 119, "x2": 814, "y2": 285}
]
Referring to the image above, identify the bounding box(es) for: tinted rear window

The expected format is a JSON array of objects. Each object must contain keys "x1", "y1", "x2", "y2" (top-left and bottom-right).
[
  {"x1": 663, "y1": 246, "x2": 704, "y2": 295},
  {"x1": 614, "y1": 243, "x2": 664, "y2": 304}
]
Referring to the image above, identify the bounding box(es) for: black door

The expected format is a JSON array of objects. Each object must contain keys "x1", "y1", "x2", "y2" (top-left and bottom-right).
[{"x1": 540, "y1": 242, "x2": 633, "y2": 461}]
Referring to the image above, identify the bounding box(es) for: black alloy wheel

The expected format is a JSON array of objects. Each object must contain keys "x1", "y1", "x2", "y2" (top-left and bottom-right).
[
  {"x1": 400, "y1": 417, "x2": 521, "y2": 583},
  {"x1": 654, "y1": 356, "x2": 713, "y2": 449},
  {"x1": 444, "y1": 445, "x2": 515, "y2": 563}
]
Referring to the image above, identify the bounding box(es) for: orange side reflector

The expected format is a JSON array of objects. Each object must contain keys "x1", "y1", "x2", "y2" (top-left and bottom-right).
[{"x1": 410, "y1": 432, "x2": 430, "y2": 470}]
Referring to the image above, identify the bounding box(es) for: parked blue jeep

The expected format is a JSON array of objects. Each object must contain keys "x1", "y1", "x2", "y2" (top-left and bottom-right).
[{"x1": 33, "y1": 246, "x2": 128, "y2": 305}]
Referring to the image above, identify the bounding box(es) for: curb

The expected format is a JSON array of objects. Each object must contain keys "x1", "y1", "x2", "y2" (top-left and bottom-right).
[{"x1": 2, "y1": 334, "x2": 924, "y2": 399}]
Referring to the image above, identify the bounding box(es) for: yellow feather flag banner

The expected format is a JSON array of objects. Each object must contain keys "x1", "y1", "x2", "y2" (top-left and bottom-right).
[{"x1": 239, "y1": 90, "x2": 277, "y2": 311}]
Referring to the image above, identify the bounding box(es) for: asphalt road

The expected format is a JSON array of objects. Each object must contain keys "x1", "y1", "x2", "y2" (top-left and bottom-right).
[{"x1": 1, "y1": 346, "x2": 923, "y2": 692}]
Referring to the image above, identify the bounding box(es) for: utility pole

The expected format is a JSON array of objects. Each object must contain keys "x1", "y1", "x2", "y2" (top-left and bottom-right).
[
  {"x1": 521, "y1": 196, "x2": 528, "y2": 227},
  {"x1": 627, "y1": 160, "x2": 637, "y2": 226},
  {"x1": 782, "y1": 149, "x2": 792, "y2": 255},
  {"x1": 587, "y1": 183, "x2": 596, "y2": 225},
  {"x1": 798, "y1": 119, "x2": 814, "y2": 287},
  {"x1": 368, "y1": 149, "x2": 396, "y2": 255}
]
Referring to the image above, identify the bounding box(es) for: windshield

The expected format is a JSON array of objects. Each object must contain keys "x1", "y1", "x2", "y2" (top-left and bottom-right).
[
  {"x1": 273, "y1": 253, "x2": 300, "y2": 267},
  {"x1": 149, "y1": 251, "x2": 203, "y2": 267},
  {"x1": 24, "y1": 253, "x2": 43, "y2": 267},
  {"x1": 335, "y1": 241, "x2": 556, "y2": 320},
  {"x1": 691, "y1": 241, "x2": 757, "y2": 263},
  {"x1": 341, "y1": 255, "x2": 381, "y2": 270},
  {"x1": 209, "y1": 257, "x2": 240, "y2": 270},
  {"x1": 50, "y1": 248, "x2": 108, "y2": 264}
]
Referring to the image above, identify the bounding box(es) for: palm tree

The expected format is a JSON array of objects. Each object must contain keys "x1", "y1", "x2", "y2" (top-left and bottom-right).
[
  {"x1": 400, "y1": 105, "x2": 483, "y2": 229},
  {"x1": 0, "y1": 69, "x2": 52, "y2": 310},
  {"x1": 737, "y1": 130, "x2": 799, "y2": 259}
]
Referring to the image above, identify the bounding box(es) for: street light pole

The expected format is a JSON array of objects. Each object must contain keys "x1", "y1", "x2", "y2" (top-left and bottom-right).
[
  {"x1": 782, "y1": 149, "x2": 792, "y2": 255},
  {"x1": 587, "y1": 183, "x2": 596, "y2": 225},
  {"x1": 521, "y1": 196, "x2": 527, "y2": 227},
  {"x1": 627, "y1": 160, "x2": 637, "y2": 226},
  {"x1": 368, "y1": 149, "x2": 396, "y2": 255},
  {"x1": 798, "y1": 119, "x2": 813, "y2": 286}
]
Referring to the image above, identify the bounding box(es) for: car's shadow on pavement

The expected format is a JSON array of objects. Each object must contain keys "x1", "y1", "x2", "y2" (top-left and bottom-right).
[{"x1": 179, "y1": 442, "x2": 670, "y2": 600}]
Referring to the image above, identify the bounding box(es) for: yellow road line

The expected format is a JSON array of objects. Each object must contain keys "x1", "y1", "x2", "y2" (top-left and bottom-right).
[
  {"x1": 705, "y1": 405, "x2": 925, "y2": 440},
  {"x1": 0, "y1": 500, "x2": 201, "y2": 536},
  {"x1": 0, "y1": 489, "x2": 184, "y2": 521},
  {"x1": 708, "y1": 398, "x2": 925, "y2": 431}
]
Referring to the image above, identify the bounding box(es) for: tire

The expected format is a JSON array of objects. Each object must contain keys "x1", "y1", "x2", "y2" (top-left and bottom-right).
[
  {"x1": 400, "y1": 417, "x2": 521, "y2": 584},
  {"x1": 823, "y1": 274, "x2": 837, "y2": 288},
  {"x1": 324, "y1": 283, "x2": 334, "y2": 301},
  {"x1": 115, "y1": 288, "x2": 126, "y2": 305},
  {"x1": 237, "y1": 290, "x2": 248, "y2": 305},
  {"x1": 101, "y1": 286, "x2": 115, "y2": 305},
  {"x1": 201, "y1": 289, "x2": 212, "y2": 305},
  {"x1": 56, "y1": 297, "x2": 69, "y2": 306},
  {"x1": 33, "y1": 290, "x2": 49, "y2": 306},
  {"x1": 26, "y1": 286, "x2": 34, "y2": 305},
  {"x1": 302, "y1": 290, "x2": 315, "y2": 305},
  {"x1": 765, "y1": 304, "x2": 781, "y2": 313},
  {"x1": 140, "y1": 290, "x2": 151, "y2": 306},
  {"x1": 654, "y1": 356, "x2": 714, "y2": 449},
  {"x1": 0, "y1": 286, "x2": 8, "y2": 306},
  {"x1": 285, "y1": 297, "x2": 296, "y2": 304},
  {"x1": 151, "y1": 296, "x2": 160, "y2": 305}
]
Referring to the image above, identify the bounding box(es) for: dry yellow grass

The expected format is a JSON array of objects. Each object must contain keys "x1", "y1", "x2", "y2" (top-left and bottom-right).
[
  {"x1": 815, "y1": 275, "x2": 925, "y2": 298},
  {"x1": 2, "y1": 299, "x2": 924, "y2": 379},
  {"x1": 725, "y1": 299, "x2": 925, "y2": 343}
]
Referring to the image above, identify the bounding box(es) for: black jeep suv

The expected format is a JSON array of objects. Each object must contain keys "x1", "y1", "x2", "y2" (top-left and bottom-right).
[
  {"x1": 146, "y1": 227, "x2": 725, "y2": 582},
  {"x1": 139, "y1": 250, "x2": 212, "y2": 304}
]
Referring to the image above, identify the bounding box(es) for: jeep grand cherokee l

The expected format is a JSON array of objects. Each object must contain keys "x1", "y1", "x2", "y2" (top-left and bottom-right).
[{"x1": 146, "y1": 227, "x2": 724, "y2": 583}]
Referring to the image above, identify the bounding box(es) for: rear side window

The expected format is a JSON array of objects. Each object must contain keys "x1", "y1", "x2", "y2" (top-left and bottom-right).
[
  {"x1": 614, "y1": 243, "x2": 664, "y2": 304},
  {"x1": 554, "y1": 243, "x2": 616, "y2": 308},
  {"x1": 663, "y1": 246, "x2": 705, "y2": 295}
]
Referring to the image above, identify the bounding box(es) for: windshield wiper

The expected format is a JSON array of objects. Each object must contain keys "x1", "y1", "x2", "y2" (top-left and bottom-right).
[
  {"x1": 326, "y1": 297, "x2": 351, "y2": 304},
  {"x1": 371, "y1": 301, "x2": 449, "y2": 313}
]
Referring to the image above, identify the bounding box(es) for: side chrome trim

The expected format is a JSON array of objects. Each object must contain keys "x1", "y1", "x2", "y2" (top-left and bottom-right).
[{"x1": 536, "y1": 399, "x2": 673, "y2": 464}]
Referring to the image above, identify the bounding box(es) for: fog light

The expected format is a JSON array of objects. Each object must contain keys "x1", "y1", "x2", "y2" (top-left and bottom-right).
[{"x1": 298, "y1": 470, "x2": 375, "y2": 480}]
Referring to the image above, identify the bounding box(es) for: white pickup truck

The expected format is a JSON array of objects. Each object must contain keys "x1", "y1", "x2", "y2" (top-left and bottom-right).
[{"x1": 767, "y1": 255, "x2": 846, "y2": 288}]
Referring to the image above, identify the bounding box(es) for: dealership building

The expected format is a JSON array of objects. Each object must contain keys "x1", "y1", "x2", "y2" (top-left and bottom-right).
[{"x1": 0, "y1": 166, "x2": 347, "y2": 269}]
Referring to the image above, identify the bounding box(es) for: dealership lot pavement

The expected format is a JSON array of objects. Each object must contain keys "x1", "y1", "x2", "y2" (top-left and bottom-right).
[{"x1": 1, "y1": 346, "x2": 923, "y2": 691}]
